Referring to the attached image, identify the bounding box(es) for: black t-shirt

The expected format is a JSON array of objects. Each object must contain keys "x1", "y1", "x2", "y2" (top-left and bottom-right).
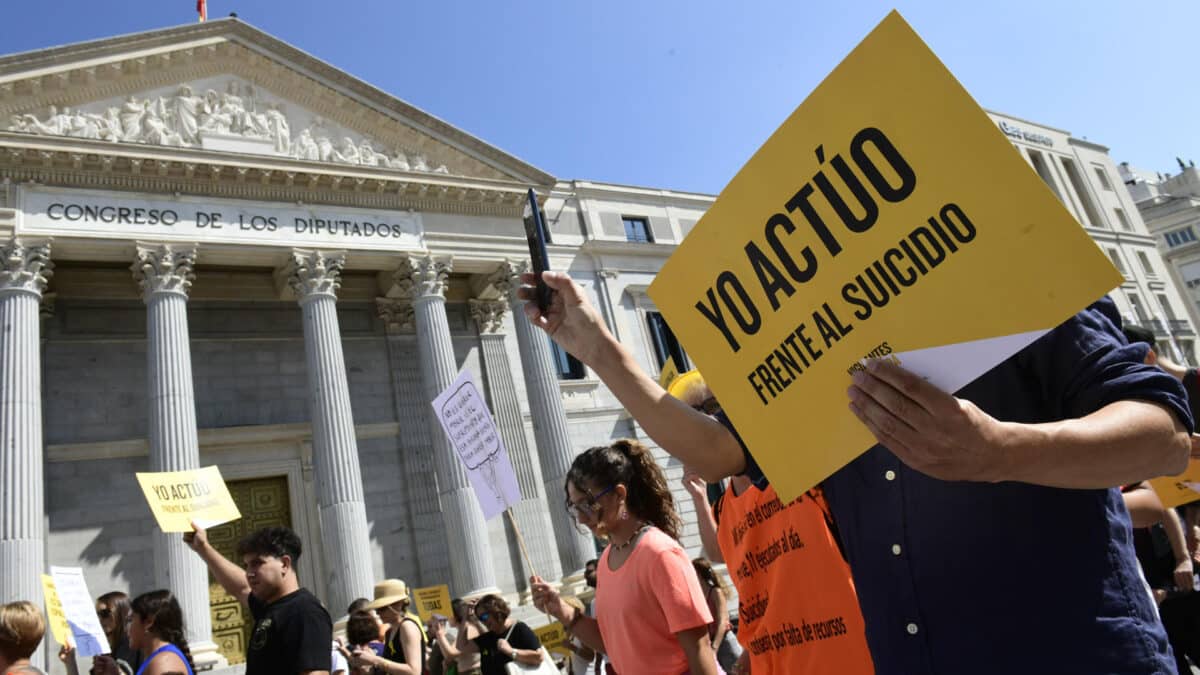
[
  {"x1": 246, "y1": 588, "x2": 332, "y2": 675},
  {"x1": 472, "y1": 621, "x2": 540, "y2": 675}
]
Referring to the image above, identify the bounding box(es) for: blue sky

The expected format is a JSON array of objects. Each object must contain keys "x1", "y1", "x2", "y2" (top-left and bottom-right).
[{"x1": 1, "y1": 1, "x2": 1195, "y2": 195}]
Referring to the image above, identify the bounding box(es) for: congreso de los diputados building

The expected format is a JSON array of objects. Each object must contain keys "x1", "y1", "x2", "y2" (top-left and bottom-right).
[{"x1": 0, "y1": 17, "x2": 717, "y2": 670}]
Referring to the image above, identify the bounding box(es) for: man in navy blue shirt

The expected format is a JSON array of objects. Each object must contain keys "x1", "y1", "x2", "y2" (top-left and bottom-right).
[{"x1": 519, "y1": 270, "x2": 1192, "y2": 675}]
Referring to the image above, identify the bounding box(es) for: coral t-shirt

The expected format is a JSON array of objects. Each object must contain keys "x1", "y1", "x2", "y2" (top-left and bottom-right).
[
  {"x1": 717, "y1": 483, "x2": 874, "y2": 675},
  {"x1": 594, "y1": 526, "x2": 713, "y2": 674}
]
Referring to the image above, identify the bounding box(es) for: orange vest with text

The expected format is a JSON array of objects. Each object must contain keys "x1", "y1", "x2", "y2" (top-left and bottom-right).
[{"x1": 716, "y1": 483, "x2": 874, "y2": 675}]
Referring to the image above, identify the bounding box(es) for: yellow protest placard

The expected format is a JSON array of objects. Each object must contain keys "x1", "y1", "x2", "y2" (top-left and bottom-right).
[
  {"x1": 1149, "y1": 459, "x2": 1200, "y2": 509},
  {"x1": 135, "y1": 465, "x2": 241, "y2": 532},
  {"x1": 646, "y1": 11, "x2": 1123, "y2": 502},
  {"x1": 658, "y1": 355, "x2": 681, "y2": 390},
  {"x1": 41, "y1": 574, "x2": 71, "y2": 647},
  {"x1": 534, "y1": 621, "x2": 570, "y2": 660},
  {"x1": 412, "y1": 585, "x2": 452, "y2": 623}
]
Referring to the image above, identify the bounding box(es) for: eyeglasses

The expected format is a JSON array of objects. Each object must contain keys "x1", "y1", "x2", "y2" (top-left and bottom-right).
[
  {"x1": 567, "y1": 484, "x2": 615, "y2": 520},
  {"x1": 693, "y1": 397, "x2": 721, "y2": 415},
  {"x1": 96, "y1": 609, "x2": 112, "y2": 619},
  {"x1": 477, "y1": 612, "x2": 491, "y2": 623}
]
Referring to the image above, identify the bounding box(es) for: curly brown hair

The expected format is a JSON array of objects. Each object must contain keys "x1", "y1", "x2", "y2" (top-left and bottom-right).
[{"x1": 565, "y1": 438, "x2": 682, "y2": 541}]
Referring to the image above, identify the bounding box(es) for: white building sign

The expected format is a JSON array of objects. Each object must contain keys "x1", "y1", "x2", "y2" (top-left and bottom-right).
[{"x1": 18, "y1": 187, "x2": 425, "y2": 251}]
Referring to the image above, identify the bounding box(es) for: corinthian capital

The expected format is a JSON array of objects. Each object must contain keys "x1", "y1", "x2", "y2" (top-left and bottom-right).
[
  {"x1": 0, "y1": 238, "x2": 52, "y2": 297},
  {"x1": 376, "y1": 298, "x2": 415, "y2": 334},
  {"x1": 469, "y1": 299, "x2": 508, "y2": 335},
  {"x1": 394, "y1": 254, "x2": 452, "y2": 300},
  {"x1": 488, "y1": 259, "x2": 528, "y2": 301},
  {"x1": 284, "y1": 249, "x2": 345, "y2": 301},
  {"x1": 132, "y1": 243, "x2": 197, "y2": 301}
]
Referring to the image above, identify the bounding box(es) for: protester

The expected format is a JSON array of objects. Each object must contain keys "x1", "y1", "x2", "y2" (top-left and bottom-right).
[
  {"x1": 530, "y1": 439, "x2": 719, "y2": 675},
  {"x1": 690, "y1": 558, "x2": 741, "y2": 672},
  {"x1": 0, "y1": 601, "x2": 45, "y2": 675},
  {"x1": 520, "y1": 269, "x2": 1192, "y2": 674},
  {"x1": 87, "y1": 590, "x2": 194, "y2": 675},
  {"x1": 185, "y1": 523, "x2": 332, "y2": 674},
  {"x1": 1124, "y1": 325, "x2": 1200, "y2": 423},
  {"x1": 428, "y1": 598, "x2": 481, "y2": 675},
  {"x1": 560, "y1": 597, "x2": 595, "y2": 675},
  {"x1": 456, "y1": 595, "x2": 542, "y2": 675},
  {"x1": 676, "y1": 372, "x2": 874, "y2": 675},
  {"x1": 347, "y1": 580, "x2": 424, "y2": 675}
]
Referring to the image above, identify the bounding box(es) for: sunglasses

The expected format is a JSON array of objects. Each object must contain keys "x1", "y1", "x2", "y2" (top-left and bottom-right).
[
  {"x1": 477, "y1": 612, "x2": 491, "y2": 623},
  {"x1": 97, "y1": 609, "x2": 112, "y2": 619},
  {"x1": 693, "y1": 397, "x2": 721, "y2": 415},
  {"x1": 567, "y1": 484, "x2": 615, "y2": 520}
]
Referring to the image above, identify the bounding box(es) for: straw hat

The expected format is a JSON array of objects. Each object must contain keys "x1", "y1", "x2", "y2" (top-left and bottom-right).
[{"x1": 365, "y1": 579, "x2": 410, "y2": 611}]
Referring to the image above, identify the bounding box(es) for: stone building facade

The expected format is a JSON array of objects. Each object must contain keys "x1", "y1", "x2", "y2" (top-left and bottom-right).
[{"x1": 0, "y1": 18, "x2": 713, "y2": 672}]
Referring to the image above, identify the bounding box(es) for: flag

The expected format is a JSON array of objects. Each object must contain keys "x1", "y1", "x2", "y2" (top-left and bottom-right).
[{"x1": 197, "y1": 0, "x2": 207, "y2": 22}]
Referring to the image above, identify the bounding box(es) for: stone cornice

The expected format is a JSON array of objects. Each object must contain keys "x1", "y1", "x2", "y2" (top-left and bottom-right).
[
  {"x1": 0, "y1": 132, "x2": 529, "y2": 217},
  {"x1": 0, "y1": 19, "x2": 556, "y2": 187}
]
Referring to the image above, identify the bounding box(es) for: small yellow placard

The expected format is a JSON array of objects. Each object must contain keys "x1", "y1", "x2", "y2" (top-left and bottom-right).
[
  {"x1": 41, "y1": 574, "x2": 71, "y2": 647},
  {"x1": 646, "y1": 11, "x2": 1122, "y2": 501},
  {"x1": 534, "y1": 621, "x2": 570, "y2": 659},
  {"x1": 412, "y1": 585, "x2": 453, "y2": 623},
  {"x1": 135, "y1": 465, "x2": 241, "y2": 532},
  {"x1": 1149, "y1": 459, "x2": 1200, "y2": 509},
  {"x1": 658, "y1": 355, "x2": 681, "y2": 391}
]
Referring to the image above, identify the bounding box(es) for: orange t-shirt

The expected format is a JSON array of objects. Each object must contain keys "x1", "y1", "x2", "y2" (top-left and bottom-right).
[
  {"x1": 594, "y1": 526, "x2": 713, "y2": 674},
  {"x1": 716, "y1": 484, "x2": 874, "y2": 675}
]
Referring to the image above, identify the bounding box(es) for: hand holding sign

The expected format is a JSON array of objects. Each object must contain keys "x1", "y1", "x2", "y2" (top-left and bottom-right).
[
  {"x1": 135, "y1": 466, "x2": 241, "y2": 532},
  {"x1": 847, "y1": 358, "x2": 1006, "y2": 482},
  {"x1": 519, "y1": 271, "x2": 613, "y2": 367}
]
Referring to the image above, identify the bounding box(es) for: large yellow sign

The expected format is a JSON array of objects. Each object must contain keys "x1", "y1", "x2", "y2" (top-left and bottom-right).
[
  {"x1": 412, "y1": 585, "x2": 453, "y2": 623},
  {"x1": 135, "y1": 465, "x2": 242, "y2": 532},
  {"x1": 647, "y1": 11, "x2": 1123, "y2": 501}
]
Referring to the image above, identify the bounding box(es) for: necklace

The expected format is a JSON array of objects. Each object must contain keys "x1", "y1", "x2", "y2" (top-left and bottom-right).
[{"x1": 612, "y1": 522, "x2": 651, "y2": 551}]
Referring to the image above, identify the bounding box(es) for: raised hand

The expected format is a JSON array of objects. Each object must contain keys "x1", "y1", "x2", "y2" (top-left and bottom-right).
[{"x1": 517, "y1": 271, "x2": 611, "y2": 366}]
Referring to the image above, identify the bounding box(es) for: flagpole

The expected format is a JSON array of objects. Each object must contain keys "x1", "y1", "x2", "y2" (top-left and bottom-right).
[{"x1": 504, "y1": 507, "x2": 537, "y2": 579}]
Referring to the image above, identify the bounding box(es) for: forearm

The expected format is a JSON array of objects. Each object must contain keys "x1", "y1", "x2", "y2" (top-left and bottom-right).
[
  {"x1": 194, "y1": 542, "x2": 250, "y2": 601},
  {"x1": 511, "y1": 647, "x2": 543, "y2": 665},
  {"x1": 677, "y1": 626, "x2": 719, "y2": 675},
  {"x1": 560, "y1": 610, "x2": 604, "y2": 654},
  {"x1": 691, "y1": 493, "x2": 724, "y2": 563},
  {"x1": 590, "y1": 336, "x2": 744, "y2": 481},
  {"x1": 435, "y1": 632, "x2": 460, "y2": 659},
  {"x1": 999, "y1": 400, "x2": 1189, "y2": 489},
  {"x1": 1165, "y1": 507, "x2": 1190, "y2": 564}
]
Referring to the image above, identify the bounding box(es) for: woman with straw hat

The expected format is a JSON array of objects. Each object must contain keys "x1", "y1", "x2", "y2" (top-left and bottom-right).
[{"x1": 348, "y1": 580, "x2": 425, "y2": 675}]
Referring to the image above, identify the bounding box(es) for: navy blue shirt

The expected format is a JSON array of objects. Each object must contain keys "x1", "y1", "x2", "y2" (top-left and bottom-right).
[{"x1": 740, "y1": 298, "x2": 1193, "y2": 675}]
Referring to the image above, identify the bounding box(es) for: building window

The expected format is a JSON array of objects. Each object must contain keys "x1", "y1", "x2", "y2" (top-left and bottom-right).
[
  {"x1": 1127, "y1": 292, "x2": 1150, "y2": 323},
  {"x1": 646, "y1": 311, "x2": 689, "y2": 371},
  {"x1": 1060, "y1": 157, "x2": 1104, "y2": 228},
  {"x1": 1106, "y1": 247, "x2": 1127, "y2": 275},
  {"x1": 1113, "y1": 207, "x2": 1132, "y2": 232},
  {"x1": 1026, "y1": 149, "x2": 1063, "y2": 203},
  {"x1": 623, "y1": 217, "x2": 653, "y2": 243},
  {"x1": 550, "y1": 338, "x2": 586, "y2": 380},
  {"x1": 1136, "y1": 250, "x2": 1157, "y2": 278},
  {"x1": 1165, "y1": 227, "x2": 1198, "y2": 248},
  {"x1": 1094, "y1": 166, "x2": 1113, "y2": 191},
  {"x1": 1157, "y1": 293, "x2": 1178, "y2": 321}
]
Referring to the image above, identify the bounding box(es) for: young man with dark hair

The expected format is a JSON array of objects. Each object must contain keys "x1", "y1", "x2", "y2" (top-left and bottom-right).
[{"x1": 185, "y1": 523, "x2": 331, "y2": 674}]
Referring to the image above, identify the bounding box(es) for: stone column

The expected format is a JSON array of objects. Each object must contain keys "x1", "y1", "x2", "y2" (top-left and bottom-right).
[
  {"x1": 396, "y1": 254, "x2": 498, "y2": 597},
  {"x1": 469, "y1": 299, "x2": 563, "y2": 596},
  {"x1": 284, "y1": 250, "x2": 374, "y2": 614},
  {"x1": 132, "y1": 244, "x2": 224, "y2": 669},
  {"x1": 494, "y1": 261, "x2": 595, "y2": 581},
  {"x1": 0, "y1": 239, "x2": 50, "y2": 639}
]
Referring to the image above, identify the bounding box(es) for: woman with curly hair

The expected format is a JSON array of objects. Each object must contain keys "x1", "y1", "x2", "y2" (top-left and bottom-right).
[{"x1": 532, "y1": 439, "x2": 719, "y2": 675}]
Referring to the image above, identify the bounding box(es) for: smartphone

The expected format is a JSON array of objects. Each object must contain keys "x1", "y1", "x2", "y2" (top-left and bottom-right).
[{"x1": 523, "y1": 188, "x2": 553, "y2": 312}]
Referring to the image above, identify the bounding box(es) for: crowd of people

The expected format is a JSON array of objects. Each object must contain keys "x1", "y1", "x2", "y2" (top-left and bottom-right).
[{"x1": 8, "y1": 266, "x2": 1200, "y2": 675}]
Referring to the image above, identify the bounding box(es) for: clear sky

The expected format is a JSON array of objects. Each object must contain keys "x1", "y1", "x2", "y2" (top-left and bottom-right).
[{"x1": 0, "y1": 1, "x2": 1195, "y2": 195}]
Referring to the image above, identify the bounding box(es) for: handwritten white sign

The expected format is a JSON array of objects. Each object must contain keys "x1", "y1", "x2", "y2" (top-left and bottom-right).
[
  {"x1": 431, "y1": 369, "x2": 521, "y2": 520},
  {"x1": 50, "y1": 566, "x2": 110, "y2": 657}
]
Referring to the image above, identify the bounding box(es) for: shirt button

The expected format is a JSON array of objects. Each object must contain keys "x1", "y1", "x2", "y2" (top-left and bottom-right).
[
  {"x1": 906, "y1": 623, "x2": 919, "y2": 635},
  {"x1": 891, "y1": 544, "x2": 902, "y2": 556},
  {"x1": 885, "y1": 470, "x2": 896, "y2": 481}
]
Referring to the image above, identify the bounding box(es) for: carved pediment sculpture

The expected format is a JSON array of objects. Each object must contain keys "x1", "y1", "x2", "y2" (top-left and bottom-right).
[{"x1": 7, "y1": 76, "x2": 453, "y2": 175}]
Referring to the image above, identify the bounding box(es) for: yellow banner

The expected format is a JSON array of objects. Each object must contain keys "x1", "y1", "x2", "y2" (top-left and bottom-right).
[
  {"x1": 534, "y1": 621, "x2": 570, "y2": 659},
  {"x1": 135, "y1": 465, "x2": 241, "y2": 532},
  {"x1": 646, "y1": 11, "x2": 1122, "y2": 501},
  {"x1": 658, "y1": 355, "x2": 681, "y2": 390},
  {"x1": 1149, "y1": 459, "x2": 1200, "y2": 509},
  {"x1": 412, "y1": 585, "x2": 452, "y2": 623},
  {"x1": 41, "y1": 574, "x2": 70, "y2": 647}
]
